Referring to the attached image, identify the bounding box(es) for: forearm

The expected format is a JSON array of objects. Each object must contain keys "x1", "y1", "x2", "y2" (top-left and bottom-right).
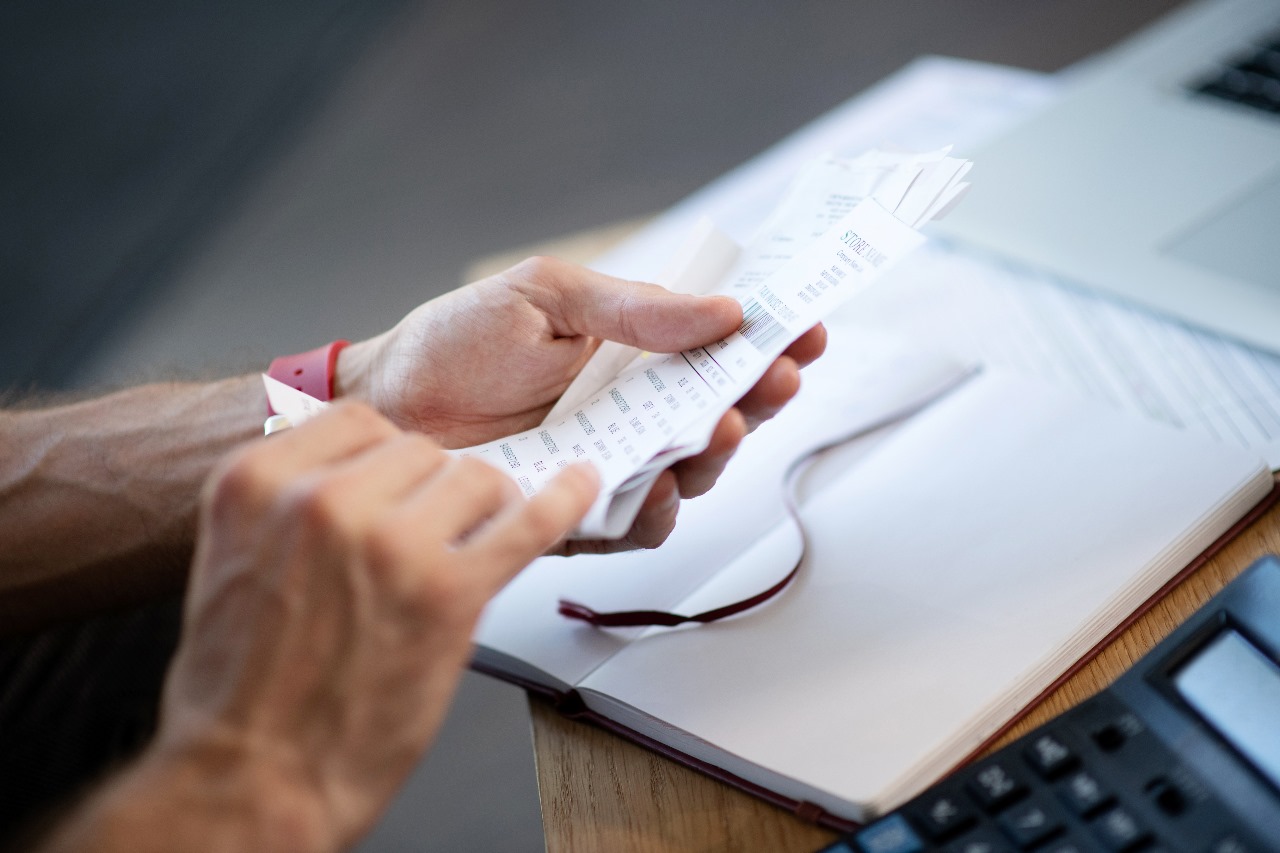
[{"x1": 0, "y1": 375, "x2": 264, "y2": 631}]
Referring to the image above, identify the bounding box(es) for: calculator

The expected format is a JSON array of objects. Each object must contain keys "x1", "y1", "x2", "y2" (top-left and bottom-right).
[{"x1": 818, "y1": 554, "x2": 1280, "y2": 853}]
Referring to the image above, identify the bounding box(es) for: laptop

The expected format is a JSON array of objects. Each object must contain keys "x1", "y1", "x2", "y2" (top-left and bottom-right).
[{"x1": 936, "y1": 0, "x2": 1280, "y2": 353}]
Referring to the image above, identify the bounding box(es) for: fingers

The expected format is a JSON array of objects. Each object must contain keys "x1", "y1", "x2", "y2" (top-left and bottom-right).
[
  {"x1": 511, "y1": 252, "x2": 822, "y2": 434},
  {"x1": 267, "y1": 403, "x2": 400, "y2": 473},
  {"x1": 569, "y1": 330, "x2": 817, "y2": 553},
  {"x1": 181, "y1": 403, "x2": 594, "y2": 835},
  {"x1": 308, "y1": 432, "x2": 452, "y2": 527},
  {"x1": 462, "y1": 463, "x2": 599, "y2": 585},
  {"x1": 509, "y1": 256, "x2": 742, "y2": 353},
  {"x1": 398, "y1": 457, "x2": 524, "y2": 545},
  {"x1": 785, "y1": 323, "x2": 827, "y2": 369},
  {"x1": 602, "y1": 326, "x2": 820, "y2": 547},
  {"x1": 224, "y1": 403, "x2": 398, "y2": 493},
  {"x1": 204, "y1": 403, "x2": 401, "y2": 524},
  {"x1": 726, "y1": 324, "x2": 823, "y2": 433},
  {"x1": 734, "y1": 355, "x2": 801, "y2": 432},
  {"x1": 211, "y1": 403, "x2": 596, "y2": 617},
  {"x1": 335, "y1": 444, "x2": 594, "y2": 597},
  {"x1": 509, "y1": 255, "x2": 826, "y2": 366},
  {"x1": 583, "y1": 411, "x2": 742, "y2": 555},
  {"x1": 671, "y1": 409, "x2": 747, "y2": 499},
  {"x1": 620, "y1": 470, "x2": 681, "y2": 550}
]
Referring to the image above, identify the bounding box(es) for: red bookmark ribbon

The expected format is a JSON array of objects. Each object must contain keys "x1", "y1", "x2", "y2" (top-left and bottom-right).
[{"x1": 557, "y1": 365, "x2": 979, "y2": 629}]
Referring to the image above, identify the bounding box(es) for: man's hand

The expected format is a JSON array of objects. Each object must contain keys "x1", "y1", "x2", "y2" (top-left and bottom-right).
[
  {"x1": 337, "y1": 256, "x2": 826, "y2": 553},
  {"x1": 106, "y1": 404, "x2": 597, "y2": 851}
]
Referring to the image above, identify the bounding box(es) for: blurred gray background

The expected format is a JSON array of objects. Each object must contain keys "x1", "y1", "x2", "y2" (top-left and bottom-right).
[{"x1": 1, "y1": 0, "x2": 1184, "y2": 849}]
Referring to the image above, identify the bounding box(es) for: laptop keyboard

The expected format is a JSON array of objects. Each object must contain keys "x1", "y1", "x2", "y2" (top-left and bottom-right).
[{"x1": 1191, "y1": 32, "x2": 1280, "y2": 114}]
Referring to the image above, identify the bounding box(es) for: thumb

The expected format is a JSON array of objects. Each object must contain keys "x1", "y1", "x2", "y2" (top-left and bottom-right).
[{"x1": 518, "y1": 257, "x2": 743, "y2": 352}]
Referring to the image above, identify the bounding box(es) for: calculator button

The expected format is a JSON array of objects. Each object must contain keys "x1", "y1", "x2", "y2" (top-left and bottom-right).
[
  {"x1": 855, "y1": 814, "x2": 925, "y2": 853},
  {"x1": 1090, "y1": 805, "x2": 1150, "y2": 852},
  {"x1": 1091, "y1": 724, "x2": 1127, "y2": 753},
  {"x1": 912, "y1": 792, "x2": 976, "y2": 841},
  {"x1": 966, "y1": 763, "x2": 1028, "y2": 811},
  {"x1": 1091, "y1": 713, "x2": 1143, "y2": 753},
  {"x1": 1145, "y1": 777, "x2": 1188, "y2": 817},
  {"x1": 1023, "y1": 733, "x2": 1076, "y2": 779},
  {"x1": 1057, "y1": 770, "x2": 1113, "y2": 816},
  {"x1": 996, "y1": 798, "x2": 1063, "y2": 848}
]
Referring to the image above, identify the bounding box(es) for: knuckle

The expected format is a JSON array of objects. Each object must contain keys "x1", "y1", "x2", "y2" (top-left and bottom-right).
[
  {"x1": 630, "y1": 279, "x2": 667, "y2": 299},
  {"x1": 615, "y1": 291, "x2": 642, "y2": 343},
  {"x1": 508, "y1": 255, "x2": 575, "y2": 306},
  {"x1": 205, "y1": 447, "x2": 273, "y2": 517},
  {"x1": 286, "y1": 478, "x2": 349, "y2": 532},
  {"x1": 614, "y1": 280, "x2": 669, "y2": 344},
  {"x1": 512, "y1": 255, "x2": 560, "y2": 281}
]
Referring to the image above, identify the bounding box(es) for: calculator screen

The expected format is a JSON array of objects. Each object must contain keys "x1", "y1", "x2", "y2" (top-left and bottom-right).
[{"x1": 1173, "y1": 629, "x2": 1280, "y2": 791}]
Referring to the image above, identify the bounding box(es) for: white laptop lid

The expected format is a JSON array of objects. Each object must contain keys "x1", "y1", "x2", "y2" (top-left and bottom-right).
[{"x1": 936, "y1": 0, "x2": 1280, "y2": 353}]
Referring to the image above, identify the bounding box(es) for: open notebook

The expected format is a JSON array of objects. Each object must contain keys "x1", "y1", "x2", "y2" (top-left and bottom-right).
[
  {"x1": 462, "y1": 112, "x2": 1274, "y2": 826},
  {"x1": 472, "y1": 329, "x2": 1274, "y2": 827}
]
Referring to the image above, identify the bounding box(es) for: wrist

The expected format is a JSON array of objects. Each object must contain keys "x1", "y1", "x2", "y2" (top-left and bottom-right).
[{"x1": 331, "y1": 335, "x2": 382, "y2": 403}]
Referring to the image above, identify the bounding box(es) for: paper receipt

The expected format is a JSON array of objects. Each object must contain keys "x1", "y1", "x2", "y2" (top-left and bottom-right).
[
  {"x1": 457, "y1": 196, "x2": 937, "y2": 537},
  {"x1": 262, "y1": 147, "x2": 972, "y2": 538}
]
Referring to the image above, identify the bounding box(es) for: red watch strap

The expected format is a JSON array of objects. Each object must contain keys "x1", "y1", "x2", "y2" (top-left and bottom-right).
[{"x1": 267, "y1": 340, "x2": 350, "y2": 411}]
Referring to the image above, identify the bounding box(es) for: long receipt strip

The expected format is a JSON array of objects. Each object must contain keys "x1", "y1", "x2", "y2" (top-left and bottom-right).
[
  {"x1": 457, "y1": 148, "x2": 969, "y2": 537},
  {"x1": 263, "y1": 148, "x2": 971, "y2": 538}
]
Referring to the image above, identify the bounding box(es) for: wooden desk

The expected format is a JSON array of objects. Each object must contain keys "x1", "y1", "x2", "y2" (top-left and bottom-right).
[{"x1": 467, "y1": 229, "x2": 1280, "y2": 853}]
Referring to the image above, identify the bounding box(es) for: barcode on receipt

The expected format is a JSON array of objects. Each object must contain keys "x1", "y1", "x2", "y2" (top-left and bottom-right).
[{"x1": 738, "y1": 297, "x2": 786, "y2": 352}]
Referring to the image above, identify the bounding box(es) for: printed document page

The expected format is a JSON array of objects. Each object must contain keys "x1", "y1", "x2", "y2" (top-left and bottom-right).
[{"x1": 844, "y1": 243, "x2": 1280, "y2": 467}]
